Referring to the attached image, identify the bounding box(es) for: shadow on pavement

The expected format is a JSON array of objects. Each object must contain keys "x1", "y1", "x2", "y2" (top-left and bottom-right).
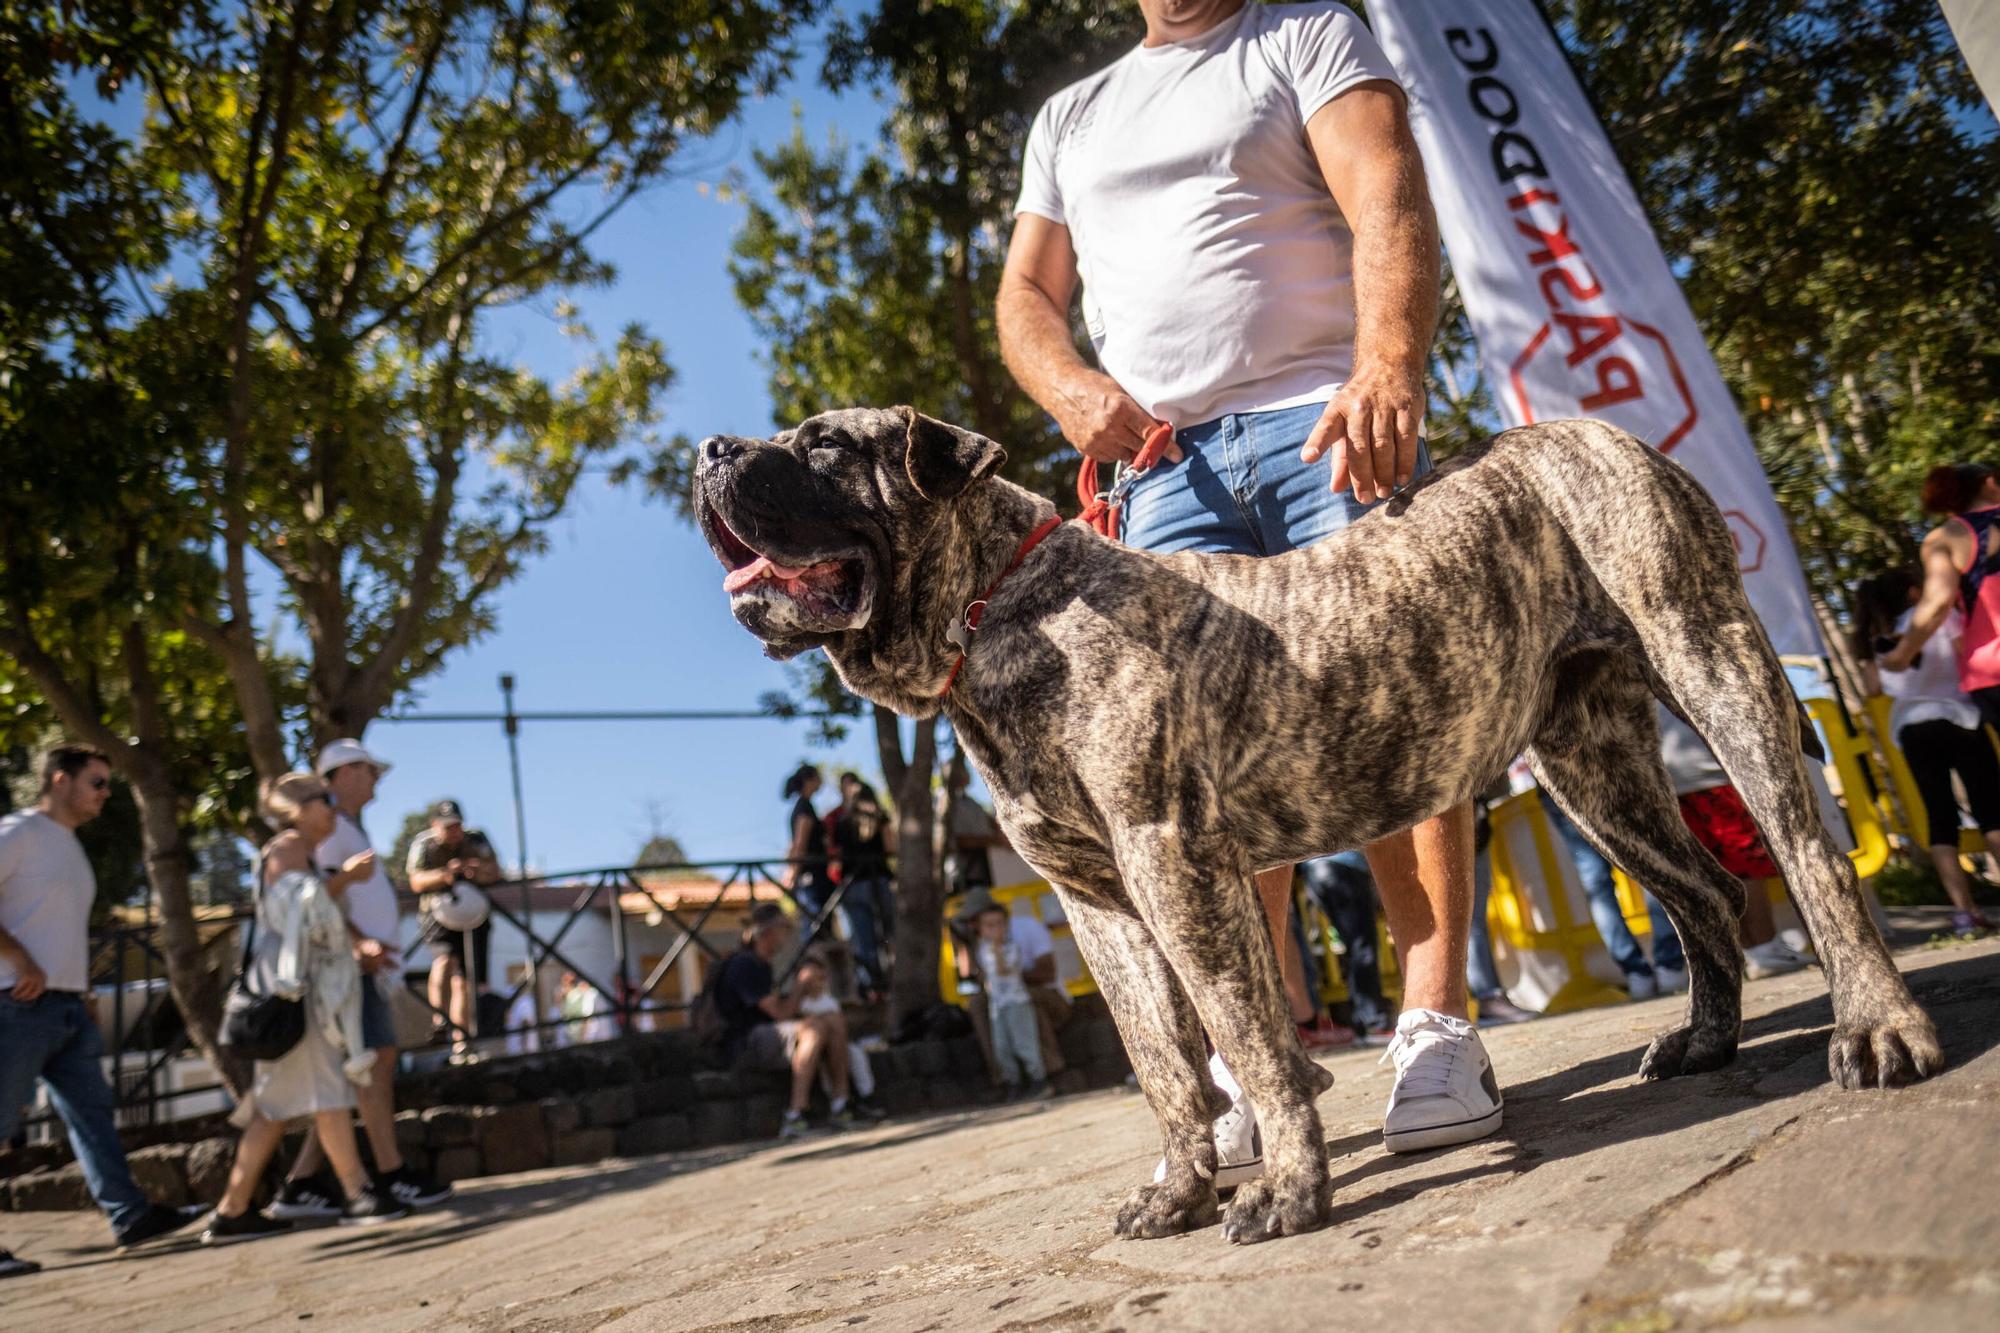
[{"x1": 1312, "y1": 948, "x2": 2000, "y2": 1229}]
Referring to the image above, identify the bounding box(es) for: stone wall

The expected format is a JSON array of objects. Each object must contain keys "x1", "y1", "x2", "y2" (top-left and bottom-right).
[{"x1": 0, "y1": 997, "x2": 1132, "y2": 1212}]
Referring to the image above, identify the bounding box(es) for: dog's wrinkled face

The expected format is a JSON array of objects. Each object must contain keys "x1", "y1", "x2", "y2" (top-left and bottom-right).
[{"x1": 693, "y1": 406, "x2": 1004, "y2": 660}]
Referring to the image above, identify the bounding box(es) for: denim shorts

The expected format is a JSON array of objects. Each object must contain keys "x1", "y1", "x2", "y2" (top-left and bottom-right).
[
  {"x1": 360, "y1": 973, "x2": 396, "y2": 1051},
  {"x1": 1120, "y1": 399, "x2": 1432, "y2": 555}
]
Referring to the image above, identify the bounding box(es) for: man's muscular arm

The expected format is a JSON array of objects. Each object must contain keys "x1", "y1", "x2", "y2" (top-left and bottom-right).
[
  {"x1": 1300, "y1": 80, "x2": 1441, "y2": 503},
  {"x1": 997, "y1": 215, "x2": 1179, "y2": 466}
]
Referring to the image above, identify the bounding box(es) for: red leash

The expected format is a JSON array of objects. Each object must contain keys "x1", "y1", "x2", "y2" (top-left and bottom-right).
[
  {"x1": 942, "y1": 420, "x2": 1175, "y2": 697},
  {"x1": 939, "y1": 513, "x2": 1063, "y2": 697},
  {"x1": 1077, "y1": 421, "x2": 1176, "y2": 538}
]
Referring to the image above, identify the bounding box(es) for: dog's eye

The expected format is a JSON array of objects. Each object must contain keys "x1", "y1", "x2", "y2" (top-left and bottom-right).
[{"x1": 808, "y1": 433, "x2": 852, "y2": 454}]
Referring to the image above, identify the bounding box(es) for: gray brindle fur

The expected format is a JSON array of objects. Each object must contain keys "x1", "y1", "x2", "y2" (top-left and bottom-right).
[{"x1": 693, "y1": 408, "x2": 1944, "y2": 1245}]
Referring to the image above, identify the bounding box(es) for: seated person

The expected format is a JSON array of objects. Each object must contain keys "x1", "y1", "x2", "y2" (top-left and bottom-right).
[
  {"x1": 711, "y1": 904, "x2": 857, "y2": 1138},
  {"x1": 794, "y1": 952, "x2": 886, "y2": 1117}
]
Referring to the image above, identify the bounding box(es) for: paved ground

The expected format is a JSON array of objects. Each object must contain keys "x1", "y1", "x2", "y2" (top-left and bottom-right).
[{"x1": 8, "y1": 920, "x2": 1998, "y2": 1332}]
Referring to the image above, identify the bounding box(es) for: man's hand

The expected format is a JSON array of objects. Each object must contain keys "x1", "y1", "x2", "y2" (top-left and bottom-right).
[
  {"x1": 1055, "y1": 372, "x2": 1181, "y2": 466},
  {"x1": 342, "y1": 850, "x2": 377, "y2": 881},
  {"x1": 1301, "y1": 360, "x2": 1425, "y2": 502},
  {"x1": 7, "y1": 950, "x2": 47, "y2": 1001},
  {"x1": 354, "y1": 937, "x2": 393, "y2": 974}
]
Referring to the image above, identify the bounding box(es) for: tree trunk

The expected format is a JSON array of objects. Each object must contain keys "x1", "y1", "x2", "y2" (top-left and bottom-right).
[
  {"x1": 126, "y1": 753, "x2": 249, "y2": 1096},
  {"x1": 883, "y1": 708, "x2": 942, "y2": 1031}
]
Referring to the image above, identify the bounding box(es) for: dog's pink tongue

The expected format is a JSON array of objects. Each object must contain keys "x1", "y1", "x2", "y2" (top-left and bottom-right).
[{"x1": 723, "y1": 555, "x2": 810, "y2": 594}]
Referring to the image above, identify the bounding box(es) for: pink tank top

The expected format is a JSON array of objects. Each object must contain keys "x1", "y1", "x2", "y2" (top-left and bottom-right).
[{"x1": 1951, "y1": 505, "x2": 2000, "y2": 692}]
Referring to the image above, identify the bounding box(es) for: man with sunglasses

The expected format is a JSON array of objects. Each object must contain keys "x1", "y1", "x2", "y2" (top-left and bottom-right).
[{"x1": 0, "y1": 744, "x2": 198, "y2": 1277}]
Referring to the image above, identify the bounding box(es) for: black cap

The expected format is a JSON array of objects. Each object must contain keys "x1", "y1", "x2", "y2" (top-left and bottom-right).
[{"x1": 431, "y1": 798, "x2": 464, "y2": 822}]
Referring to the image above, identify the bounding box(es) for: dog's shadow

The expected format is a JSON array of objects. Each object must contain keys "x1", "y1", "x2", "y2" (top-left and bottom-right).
[{"x1": 1312, "y1": 951, "x2": 2000, "y2": 1229}]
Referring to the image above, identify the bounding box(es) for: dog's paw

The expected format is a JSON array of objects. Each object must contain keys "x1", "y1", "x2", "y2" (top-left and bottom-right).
[
  {"x1": 1829, "y1": 1007, "x2": 1944, "y2": 1089},
  {"x1": 1638, "y1": 1023, "x2": 1738, "y2": 1080},
  {"x1": 1219, "y1": 1172, "x2": 1330, "y2": 1245},
  {"x1": 1114, "y1": 1175, "x2": 1219, "y2": 1240}
]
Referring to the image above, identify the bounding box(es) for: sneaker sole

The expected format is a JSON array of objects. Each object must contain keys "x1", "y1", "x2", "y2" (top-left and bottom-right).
[
  {"x1": 266, "y1": 1203, "x2": 342, "y2": 1221},
  {"x1": 338, "y1": 1211, "x2": 410, "y2": 1227},
  {"x1": 1382, "y1": 1103, "x2": 1504, "y2": 1155},
  {"x1": 392, "y1": 1189, "x2": 454, "y2": 1209},
  {"x1": 199, "y1": 1227, "x2": 289, "y2": 1247}
]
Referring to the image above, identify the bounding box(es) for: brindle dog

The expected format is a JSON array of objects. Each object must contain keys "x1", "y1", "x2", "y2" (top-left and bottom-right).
[{"x1": 693, "y1": 407, "x2": 1943, "y2": 1245}]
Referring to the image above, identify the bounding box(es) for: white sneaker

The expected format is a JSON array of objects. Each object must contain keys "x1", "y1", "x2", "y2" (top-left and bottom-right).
[
  {"x1": 1627, "y1": 971, "x2": 1660, "y2": 1001},
  {"x1": 1381, "y1": 1009, "x2": 1503, "y2": 1154},
  {"x1": 1151, "y1": 1053, "x2": 1268, "y2": 1190},
  {"x1": 1744, "y1": 938, "x2": 1810, "y2": 980},
  {"x1": 1654, "y1": 965, "x2": 1689, "y2": 994}
]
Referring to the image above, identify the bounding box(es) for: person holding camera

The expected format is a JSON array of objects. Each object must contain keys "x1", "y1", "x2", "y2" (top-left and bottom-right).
[{"x1": 406, "y1": 799, "x2": 500, "y2": 1060}]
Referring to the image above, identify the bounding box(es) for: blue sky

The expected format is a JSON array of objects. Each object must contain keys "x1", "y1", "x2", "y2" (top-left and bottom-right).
[{"x1": 362, "y1": 51, "x2": 903, "y2": 872}]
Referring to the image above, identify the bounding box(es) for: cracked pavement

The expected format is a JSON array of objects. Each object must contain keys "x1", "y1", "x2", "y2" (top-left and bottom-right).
[{"x1": 7, "y1": 927, "x2": 1997, "y2": 1331}]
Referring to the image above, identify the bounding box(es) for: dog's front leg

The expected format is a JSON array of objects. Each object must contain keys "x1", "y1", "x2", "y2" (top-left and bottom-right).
[
  {"x1": 1058, "y1": 888, "x2": 1223, "y2": 1237},
  {"x1": 1114, "y1": 830, "x2": 1333, "y2": 1244}
]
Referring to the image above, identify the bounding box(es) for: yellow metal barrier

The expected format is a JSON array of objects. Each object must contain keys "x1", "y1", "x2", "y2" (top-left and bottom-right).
[
  {"x1": 1485, "y1": 790, "x2": 1629, "y2": 1014},
  {"x1": 939, "y1": 879, "x2": 1098, "y2": 1007}
]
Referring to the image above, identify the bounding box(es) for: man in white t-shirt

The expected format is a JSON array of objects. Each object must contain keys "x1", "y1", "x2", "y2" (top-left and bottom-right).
[
  {"x1": 269, "y1": 739, "x2": 452, "y2": 1219},
  {"x1": 997, "y1": 0, "x2": 1498, "y2": 1179},
  {"x1": 0, "y1": 744, "x2": 197, "y2": 1274}
]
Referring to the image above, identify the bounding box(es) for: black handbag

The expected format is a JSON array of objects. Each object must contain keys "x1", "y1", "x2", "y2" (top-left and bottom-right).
[{"x1": 219, "y1": 862, "x2": 306, "y2": 1062}]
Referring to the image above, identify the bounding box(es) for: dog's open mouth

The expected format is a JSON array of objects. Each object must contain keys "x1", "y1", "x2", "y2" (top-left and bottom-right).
[{"x1": 706, "y1": 501, "x2": 870, "y2": 628}]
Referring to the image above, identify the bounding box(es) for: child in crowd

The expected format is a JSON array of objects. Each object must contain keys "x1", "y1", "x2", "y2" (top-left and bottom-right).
[
  {"x1": 794, "y1": 953, "x2": 881, "y2": 1108},
  {"x1": 974, "y1": 904, "x2": 1050, "y2": 1099}
]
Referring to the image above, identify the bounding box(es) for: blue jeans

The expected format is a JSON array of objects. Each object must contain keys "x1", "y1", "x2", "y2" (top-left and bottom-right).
[
  {"x1": 0, "y1": 991, "x2": 150, "y2": 1234},
  {"x1": 1300, "y1": 851, "x2": 1393, "y2": 1031},
  {"x1": 1121, "y1": 399, "x2": 1433, "y2": 555},
  {"x1": 1544, "y1": 802, "x2": 1684, "y2": 975},
  {"x1": 1467, "y1": 850, "x2": 1506, "y2": 1001},
  {"x1": 839, "y1": 874, "x2": 891, "y2": 992}
]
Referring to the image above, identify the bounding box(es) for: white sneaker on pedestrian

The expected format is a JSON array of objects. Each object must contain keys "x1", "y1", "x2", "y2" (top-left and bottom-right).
[
  {"x1": 1381, "y1": 1009, "x2": 1503, "y2": 1154},
  {"x1": 1151, "y1": 1053, "x2": 1271, "y2": 1190},
  {"x1": 1744, "y1": 938, "x2": 1810, "y2": 979},
  {"x1": 1654, "y1": 965, "x2": 1689, "y2": 994},
  {"x1": 1627, "y1": 971, "x2": 1660, "y2": 1001}
]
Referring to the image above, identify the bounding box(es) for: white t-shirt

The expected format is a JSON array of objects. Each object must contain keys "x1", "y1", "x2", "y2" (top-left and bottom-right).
[
  {"x1": 1015, "y1": 2, "x2": 1402, "y2": 427},
  {"x1": 1009, "y1": 914, "x2": 1054, "y2": 968},
  {"x1": 977, "y1": 938, "x2": 1031, "y2": 1008},
  {"x1": 0, "y1": 809, "x2": 95, "y2": 992},
  {"x1": 1658, "y1": 707, "x2": 1729, "y2": 797},
  {"x1": 316, "y1": 811, "x2": 401, "y2": 965},
  {"x1": 1882, "y1": 608, "x2": 1981, "y2": 736}
]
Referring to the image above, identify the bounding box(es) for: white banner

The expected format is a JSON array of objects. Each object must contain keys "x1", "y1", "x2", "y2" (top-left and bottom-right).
[{"x1": 1371, "y1": 0, "x2": 1823, "y2": 658}]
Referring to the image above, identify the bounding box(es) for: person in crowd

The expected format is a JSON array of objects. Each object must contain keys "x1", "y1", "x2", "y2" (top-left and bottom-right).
[
  {"x1": 0, "y1": 744, "x2": 202, "y2": 1276},
  {"x1": 937, "y1": 764, "x2": 1000, "y2": 896},
  {"x1": 952, "y1": 888, "x2": 1072, "y2": 1082},
  {"x1": 1542, "y1": 801, "x2": 1686, "y2": 997},
  {"x1": 200, "y1": 772, "x2": 409, "y2": 1244},
  {"x1": 1279, "y1": 890, "x2": 1359, "y2": 1049},
  {"x1": 997, "y1": 0, "x2": 1495, "y2": 1167},
  {"x1": 780, "y1": 764, "x2": 834, "y2": 930},
  {"x1": 828, "y1": 773, "x2": 894, "y2": 1000},
  {"x1": 794, "y1": 952, "x2": 887, "y2": 1117},
  {"x1": 1299, "y1": 850, "x2": 1397, "y2": 1040},
  {"x1": 1858, "y1": 568, "x2": 1999, "y2": 937},
  {"x1": 1657, "y1": 709, "x2": 1814, "y2": 977},
  {"x1": 406, "y1": 799, "x2": 500, "y2": 1060},
  {"x1": 504, "y1": 965, "x2": 546, "y2": 1055},
  {"x1": 973, "y1": 902, "x2": 1051, "y2": 1099},
  {"x1": 1883, "y1": 462, "x2": 2000, "y2": 730},
  {"x1": 1467, "y1": 784, "x2": 1539, "y2": 1026},
  {"x1": 270, "y1": 740, "x2": 451, "y2": 1222},
  {"x1": 563, "y1": 972, "x2": 615, "y2": 1044},
  {"x1": 713, "y1": 903, "x2": 855, "y2": 1138}
]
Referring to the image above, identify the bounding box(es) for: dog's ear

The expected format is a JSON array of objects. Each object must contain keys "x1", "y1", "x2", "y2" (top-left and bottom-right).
[{"x1": 899, "y1": 407, "x2": 1006, "y2": 501}]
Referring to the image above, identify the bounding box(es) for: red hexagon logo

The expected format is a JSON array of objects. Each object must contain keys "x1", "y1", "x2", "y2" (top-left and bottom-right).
[
  {"x1": 1720, "y1": 510, "x2": 1766, "y2": 574},
  {"x1": 1507, "y1": 315, "x2": 1699, "y2": 454}
]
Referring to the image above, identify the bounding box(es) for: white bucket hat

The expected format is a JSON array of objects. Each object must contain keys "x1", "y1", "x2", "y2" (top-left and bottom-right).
[{"x1": 315, "y1": 737, "x2": 391, "y2": 778}]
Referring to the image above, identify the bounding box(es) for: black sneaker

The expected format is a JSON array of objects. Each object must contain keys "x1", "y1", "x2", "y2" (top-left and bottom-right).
[
  {"x1": 200, "y1": 1209, "x2": 294, "y2": 1247},
  {"x1": 339, "y1": 1187, "x2": 410, "y2": 1226},
  {"x1": 268, "y1": 1174, "x2": 343, "y2": 1221},
  {"x1": 0, "y1": 1248, "x2": 41, "y2": 1278},
  {"x1": 380, "y1": 1166, "x2": 453, "y2": 1210},
  {"x1": 115, "y1": 1201, "x2": 201, "y2": 1249}
]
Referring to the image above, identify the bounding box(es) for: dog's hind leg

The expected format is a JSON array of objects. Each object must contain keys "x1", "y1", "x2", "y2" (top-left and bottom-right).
[
  {"x1": 1111, "y1": 828, "x2": 1331, "y2": 1245},
  {"x1": 1057, "y1": 888, "x2": 1223, "y2": 1239},
  {"x1": 1528, "y1": 651, "x2": 1747, "y2": 1079},
  {"x1": 1640, "y1": 622, "x2": 1944, "y2": 1088}
]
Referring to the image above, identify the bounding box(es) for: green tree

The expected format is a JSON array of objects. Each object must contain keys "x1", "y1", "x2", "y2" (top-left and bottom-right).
[{"x1": 0, "y1": 0, "x2": 808, "y2": 1078}]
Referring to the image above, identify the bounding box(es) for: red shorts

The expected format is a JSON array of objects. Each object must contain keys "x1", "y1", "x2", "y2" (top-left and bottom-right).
[{"x1": 1677, "y1": 784, "x2": 1779, "y2": 879}]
